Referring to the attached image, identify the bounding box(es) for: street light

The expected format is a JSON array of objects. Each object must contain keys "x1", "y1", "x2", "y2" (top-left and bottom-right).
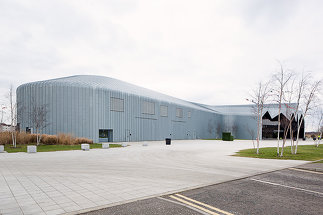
[{"x1": 0, "y1": 104, "x2": 6, "y2": 124}]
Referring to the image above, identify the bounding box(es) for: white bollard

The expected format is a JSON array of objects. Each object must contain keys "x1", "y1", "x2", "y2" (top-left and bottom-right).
[
  {"x1": 142, "y1": 142, "x2": 148, "y2": 146},
  {"x1": 81, "y1": 144, "x2": 90, "y2": 151},
  {"x1": 27, "y1": 145, "x2": 37, "y2": 153},
  {"x1": 102, "y1": 143, "x2": 110, "y2": 149},
  {"x1": 0, "y1": 145, "x2": 4, "y2": 153},
  {"x1": 122, "y1": 143, "x2": 127, "y2": 147}
]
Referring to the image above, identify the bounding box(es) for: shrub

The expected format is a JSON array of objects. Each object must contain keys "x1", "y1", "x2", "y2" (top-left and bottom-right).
[
  {"x1": 41, "y1": 134, "x2": 58, "y2": 145},
  {"x1": 29, "y1": 134, "x2": 38, "y2": 143},
  {"x1": 57, "y1": 133, "x2": 74, "y2": 145},
  {"x1": 73, "y1": 137, "x2": 93, "y2": 145},
  {"x1": 0, "y1": 132, "x2": 11, "y2": 145},
  {"x1": 222, "y1": 132, "x2": 234, "y2": 141},
  {"x1": 0, "y1": 132, "x2": 93, "y2": 145},
  {"x1": 17, "y1": 132, "x2": 32, "y2": 145}
]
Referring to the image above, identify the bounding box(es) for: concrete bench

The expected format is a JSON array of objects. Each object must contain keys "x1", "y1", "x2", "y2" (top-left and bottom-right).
[
  {"x1": 27, "y1": 145, "x2": 37, "y2": 153},
  {"x1": 0, "y1": 145, "x2": 4, "y2": 153},
  {"x1": 142, "y1": 142, "x2": 148, "y2": 146},
  {"x1": 81, "y1": 144, "x2": 90, "y2": 151},
  {"x1": 102, "y1": 143, "x2": 110, "y2": 149},
  {"x1": 122, "y1": 143, "x2": 127, "y2": 147}
]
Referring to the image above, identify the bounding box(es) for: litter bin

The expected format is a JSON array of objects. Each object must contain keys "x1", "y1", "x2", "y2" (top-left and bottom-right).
[{"x1": 165, "y1": 138, "x2": 171, "y2": 145}]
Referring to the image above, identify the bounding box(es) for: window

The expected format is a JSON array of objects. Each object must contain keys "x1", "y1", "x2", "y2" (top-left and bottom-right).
[
  {"x1": 176, "y1": 108, "x2": 183, "y2": 118},
  {"x1": 188, "y1": 111, "x2": 191, "y2": 118},
  {"x1": 160, "y1": 105, "x2": 168, "y2": 117},
  {"x1": 99, "y1": 129, "x2": 109, "y2": 138},
  {"x1": 110, "y1": 97, "x2": 124, "y2": 112},
  {"x1": 99, "y1": 129, "x2": 113, "y2": 142},
  {"x1": 142, "y1": 101, "x2": 155, "y2": 115}
]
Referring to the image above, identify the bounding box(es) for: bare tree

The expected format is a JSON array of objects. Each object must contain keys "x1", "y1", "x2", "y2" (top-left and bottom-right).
[
  {"x1": 280, "y1": 77, "x2": 297, "y2": 157},
  {"x1": 272, "y1": 63, "x2": 294, "y2": 156},
  {"x1": 8, "y1": 85, "x2": 17, "y2": 148},
  {"x1": 315, "y1": 108, "x2": 323, "y2": 147},
  {"x1": 288, "y1": 73, "x2": 308, "y2": 154},
  {"x1": 248, "y1": 81, "x2": 271, "y2": 154},
  {"x1": 295, "y1": 79, "x2": 322, "y2": 153},
  {"x1": 246, "y1": 124, "x2": 256, "y2": 149},
  {"x1": 30, "y1": 98, "x2": 49, "y2": 145},
  {"x1": 280, "y1": 113, "x2": 292, "y2": 156}
]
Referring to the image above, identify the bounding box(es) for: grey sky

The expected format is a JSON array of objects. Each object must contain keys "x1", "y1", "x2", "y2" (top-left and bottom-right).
[{"x1": 1, "y1": 0, "x2": 322, "y2": 110}]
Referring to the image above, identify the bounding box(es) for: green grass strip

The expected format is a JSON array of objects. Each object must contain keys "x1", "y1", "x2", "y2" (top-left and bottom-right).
[
  {"x1": 3, "y1": 143, "x2": 122, "y2": 153},
  {"x1": 234, "y1": 145, "x2": 323, "y2": 161}
]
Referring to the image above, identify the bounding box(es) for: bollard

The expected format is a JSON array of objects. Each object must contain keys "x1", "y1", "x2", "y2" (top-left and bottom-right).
[
  {"x1": 102, "y1": 143, "x2": 110, "y2": 149},
  {"x1": 27, "y1": 145, "x2": 37, "y2": 153},
  {"x1": 81, "y1": 144, "x2": 90, "y2": 151},
  {"x1": 0, "y1": 145, "x2": 4, "y2": 153}
]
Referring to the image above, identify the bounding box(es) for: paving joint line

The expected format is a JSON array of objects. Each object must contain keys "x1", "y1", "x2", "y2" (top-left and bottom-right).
[
  {"x1": 65, "y1": 164, "x2": 305, "y2": 215},
  {"x1": 50, "y1": 175, "x2": 89, "y2": 209},
  {"x1": 55, "y1": 174, "x2": 100, "y2": 208},
  {"x1": 1, "y1": 173, "x2": 24, "y2": 215},
  {"x1": 39, "y1": 174, "x2": 80, "y2": 210},
  {"x1": 25, "y1": 173, "x2": 68, "y2": 213},
  {"x1": 15, "y1": 172, "x2": 47, "y2": 214}
]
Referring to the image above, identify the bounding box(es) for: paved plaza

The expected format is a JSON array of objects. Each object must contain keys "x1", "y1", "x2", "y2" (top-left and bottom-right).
[{"x1": 0, "y1": 140, "x2": 310, "y2": 215}]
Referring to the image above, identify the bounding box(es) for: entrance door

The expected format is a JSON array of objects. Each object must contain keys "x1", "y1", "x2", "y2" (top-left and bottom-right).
[
  {"x1": 107, "y1": 130, "x2": 113, "y2": 142},
  {"x1": 125, "y1": 129, "x2": 131, "y2": 142},
  {"x1": 99, "y1": 129, "x2": 113, "y2": 142},
  {"x1": 192, "y1": 131, "x2": 196, "y2": 139}
]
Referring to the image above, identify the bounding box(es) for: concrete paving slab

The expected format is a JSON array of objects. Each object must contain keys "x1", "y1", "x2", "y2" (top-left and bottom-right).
[
  {"x1": 0, "y1": 140, "x2": 312, "y2": 214},
  {"x1": 297, "y1": 162, "x2": 323, "y2": 172}
]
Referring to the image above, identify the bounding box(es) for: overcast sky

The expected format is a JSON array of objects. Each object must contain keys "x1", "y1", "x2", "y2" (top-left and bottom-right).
[{"x1": 1, "y1": 0, "x2": 322, "y2": 113}]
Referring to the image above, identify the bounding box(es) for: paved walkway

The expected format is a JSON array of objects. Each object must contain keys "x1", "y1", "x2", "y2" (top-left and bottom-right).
[{"x1": 0, "y1": 140, "x2": 310, "y2": 215}]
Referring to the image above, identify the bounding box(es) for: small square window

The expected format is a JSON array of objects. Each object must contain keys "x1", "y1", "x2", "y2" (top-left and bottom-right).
[
  {"x1": 160, "y1": 105, "x2": 168, "y2": 117},
  {"x1": 142, "y1": 101, "x2": 155, "y2": 115},
  {"x1": 176, "y1": 108, "x2": 183, "y2": 118},
  {"x1": 110, "y1": 97, "x2": 124, "y2": 112}
]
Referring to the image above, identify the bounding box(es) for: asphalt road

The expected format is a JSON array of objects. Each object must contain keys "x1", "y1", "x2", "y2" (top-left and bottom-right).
[{"x1": 83, "y1": 163, "x2": 323, "y2": 215}]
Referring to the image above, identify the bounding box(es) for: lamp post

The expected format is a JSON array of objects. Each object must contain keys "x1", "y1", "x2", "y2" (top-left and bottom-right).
[{"x1": 0, "y1": 104, "x2": 6, "y2": 124}]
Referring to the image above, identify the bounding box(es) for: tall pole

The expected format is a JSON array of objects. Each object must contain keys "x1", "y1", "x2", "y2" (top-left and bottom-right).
[{"x1": 0, "y1": 105, "x2": 6, "y2": 124}]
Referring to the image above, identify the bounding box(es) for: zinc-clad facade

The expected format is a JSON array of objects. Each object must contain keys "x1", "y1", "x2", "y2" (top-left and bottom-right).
[{"x1": 17, "y1": 75, "x2": 224, "y2": 143}]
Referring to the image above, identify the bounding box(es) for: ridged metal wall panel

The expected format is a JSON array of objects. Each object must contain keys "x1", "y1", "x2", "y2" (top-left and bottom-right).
[{"x1": 17, "y1": 75, "x2": 256, "y2": 142}]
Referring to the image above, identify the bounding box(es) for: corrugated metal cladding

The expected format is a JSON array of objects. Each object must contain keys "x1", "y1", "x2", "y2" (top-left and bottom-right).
[{"x1": 16, "y1": 75, "x2": 259, "y2": 143}]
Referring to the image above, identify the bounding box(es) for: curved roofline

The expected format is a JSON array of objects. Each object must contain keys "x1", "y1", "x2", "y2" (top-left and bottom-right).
[{"x1": 17, "y1": 75, "x2": 217, "y2": 113}]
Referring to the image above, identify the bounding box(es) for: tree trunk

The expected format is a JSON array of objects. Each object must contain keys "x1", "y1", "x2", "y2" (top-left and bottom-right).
[
  {"x1": 277, "y1": 112, "x2": 281, "y2": 156},
  {"x1": 259, "y1": 107, "x2": 263, "y2": 154},
  {"x1": 256, "y1": 103, "x2": 260, "y2": 154},
  {"x1": 36, "y1": 128, "x2": 41, "y2": 146},
  {"x1": 11, "y1": 131, "x2": 16, "y2": 148},
  {"x1": 280, "y1": 139, "x2": 285, "y2": 157},
  {"x1": 295, "y1": 117, "x2": 304, "y2": 154},
  {"x1": 37, "y1": 134, "x2": 40, "y2": 146},
  {"x1": 290, "y1": 124, "x2": 294, "y2": 154}
]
